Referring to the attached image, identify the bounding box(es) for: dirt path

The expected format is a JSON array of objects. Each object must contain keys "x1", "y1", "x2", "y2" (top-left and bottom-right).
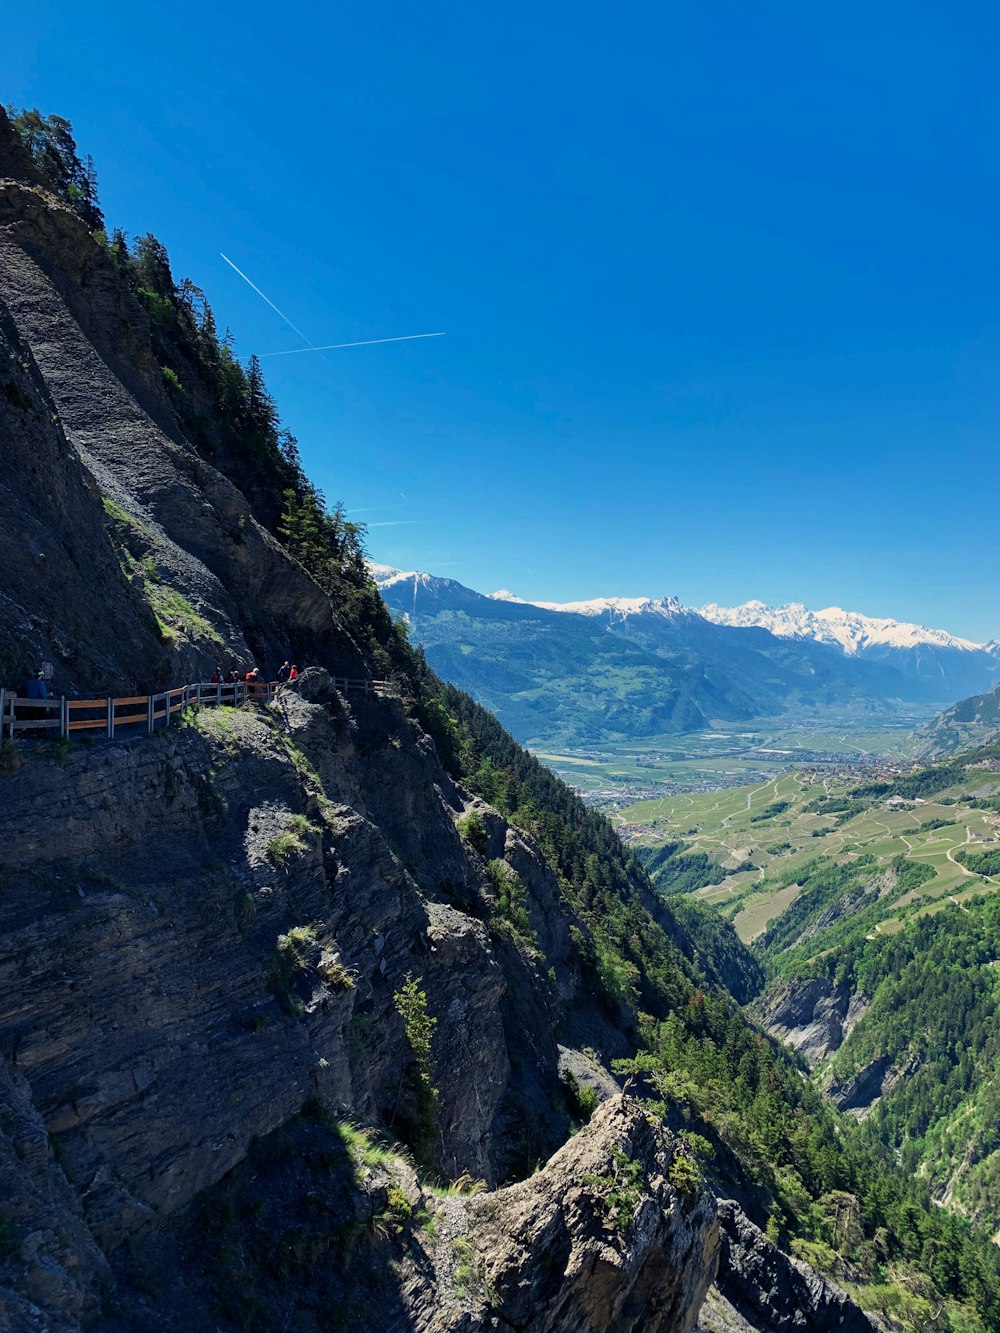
[{"x1": 945, "y1": 827, "x2": 976, "y2": 878}]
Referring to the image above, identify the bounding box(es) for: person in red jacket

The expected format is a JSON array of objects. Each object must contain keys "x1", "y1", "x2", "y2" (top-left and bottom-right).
[{"x1": 288, "y1": 665, "x2": 299, "y2": 683}]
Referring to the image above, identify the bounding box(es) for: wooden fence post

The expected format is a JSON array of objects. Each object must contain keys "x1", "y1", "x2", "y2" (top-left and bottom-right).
[
  {"x1": 107, "y1": 697, "x2": 114, "y2": 739},
  {"x1": 60, "y1": 697, "x2": 68, "y2": 738},
  {"x1": 147, "y1": 696, "x2": 154, "y2": 734}
]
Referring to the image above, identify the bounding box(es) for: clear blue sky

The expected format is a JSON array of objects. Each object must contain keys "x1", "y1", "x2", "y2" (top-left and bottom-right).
[{"x1": 8, "y1": 1, "x2": 1000, "y2": 639}]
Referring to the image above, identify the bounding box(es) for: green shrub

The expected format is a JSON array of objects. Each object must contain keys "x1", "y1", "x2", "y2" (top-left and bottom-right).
[
  {"x1": 393, "y1": 974, "x2": 439, "y2": 1164},
  {"x1": 561, "y1": 1069, "x2": 598, "y2": 1123},
  {"x1": 456, "y1": 811, "x2": 488, "y2": 854}
]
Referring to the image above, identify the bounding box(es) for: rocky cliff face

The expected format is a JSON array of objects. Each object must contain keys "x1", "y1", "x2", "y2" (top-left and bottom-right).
[
  {"x1": 699, "y1": 1202, "x2": 876, "y2": 1333},
  {"x1": 754, "y1": 977, "x2": 869, "y2": 1066}
]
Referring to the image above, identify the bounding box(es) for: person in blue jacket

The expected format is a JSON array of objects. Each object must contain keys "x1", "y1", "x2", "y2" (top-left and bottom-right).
[
  {"x1": 25, "y1": 669, "x2": 47, "y2": 700},
  {"x1": 24, "y1": 669, "x2": 48, "y2": 730}
]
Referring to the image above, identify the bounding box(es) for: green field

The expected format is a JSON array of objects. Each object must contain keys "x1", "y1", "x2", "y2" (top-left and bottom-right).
[
  {"x1": 533, "y1": 713, "x2": 925, "y2": 808},
  {"x1": 621, "y1": 765, "x2": 1000, "y2": 942}
]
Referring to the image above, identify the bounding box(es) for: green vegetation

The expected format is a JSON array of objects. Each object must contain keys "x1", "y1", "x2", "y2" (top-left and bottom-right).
[
  {"x1": 583, "y1": 1146, "x2": 647, "y2": 1231},
  {"x1": 269, "y1": 925, "x2": 318, "y2": 1015},
  {"x1": 955, "y1": 848, "x2": 1000, "y2": 876},
  {"x1": 456, "y1": 810, "x2": 488, "y2": 853},
  {"x1": 265, "y1": 834, "x2": 304, "y2": 867},
  {"x1": 639, "y1": 841, "x2": 755, "y2": 895},
  {"x1": 786, "y1": 894, "x2": 1000, "y2": 1233},
  {"x1": 265, "y1": 814, "x2": 316, "y2": 866},
  {"x1": 144, "y1": 576, "x2": 223, "y2": 647},
  {"x1": 405, "y1": 678, "x2": 1000, "y2": 1323},
  {"x1": 560, "y1": 1069, "x2": 598, "y2": 1124},
  {"x1": 486, "y1": 858, "x2": 540, "y2": 955},
  {"x1": 393, "y1": 974, "x2": 438, "y2": 1164},
  {"x1": 6, "y1": 106, "x2": 102, "y2": 228},
  {"x1": 757, "y1": 855, "x2": 935, "y2": 973},
  {"x1": 751, "y1": 799, "x2": 791, "y2": 823}
]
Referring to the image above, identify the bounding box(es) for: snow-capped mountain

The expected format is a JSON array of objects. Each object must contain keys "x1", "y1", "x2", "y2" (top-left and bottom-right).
[
  {"x1": 369, "y1": 563, "x2": 1000, "y2": 747},
  {"x1": 504, "y1": 594, "x2": 687, "y2": 620},
  {"x1": 698, "y1": 600, "x2": 983, "y2": 655}
]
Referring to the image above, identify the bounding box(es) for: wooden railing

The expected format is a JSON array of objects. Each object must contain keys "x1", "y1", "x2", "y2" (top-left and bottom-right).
[{"x1": 0, "y1": 675, "x2": 388, "y2": 741}]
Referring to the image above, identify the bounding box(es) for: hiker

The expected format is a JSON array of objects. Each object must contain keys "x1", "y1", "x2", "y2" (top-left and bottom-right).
[
  {"x1": 210, "y1": 667, "x2": 223, "y2": 684},
  {"x1": 25, "y1": 669, "x2": 48, "y2": 701},
  {"x1": 288, "y1": 665, "x2": 299, "y2": 684},
  {"x1": 277, "y1": 661, "x2": 291, "y2": 683},
  {"x1": 227, "y1": 668, "x2": 241, "y2": 683},
  {"x1": 245, "y1": 667, "x2": 260, "y2": 685},
  {"x1": 24, "y1": 668, "x2": 48, "y2": 731}
]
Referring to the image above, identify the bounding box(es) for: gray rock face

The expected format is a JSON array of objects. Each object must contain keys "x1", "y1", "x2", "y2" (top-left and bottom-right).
[
  {"x1": 0, "y1": 1054, "x2": 108, "y2": 1332},
  {"x1": 705, "y1": 1200, "x2": 876, "y2": 1333},
  {"x1": 451, "y1": 1097, "x2": 720, "y2": 1333},
  {"x1": 0, "y1": 666, "x2": 687, "y2": 1327},
  {"x1": 756, "y1": 978, "x2": 869, "y2": 1066},
  {"x1": 826, "y1": 1051, "x2": 919, "y2": 1118}
]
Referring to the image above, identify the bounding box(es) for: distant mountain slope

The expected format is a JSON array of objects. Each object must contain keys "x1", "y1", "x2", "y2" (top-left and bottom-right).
[
  {"x1": 904, "y1": 681, "x2": 1000, "y2": 758},
  {"x1": 700, "y1": 600, "x2": 1000, "y2": 699},
  {"x1": 372, "y1": 567, "x2": 955, "y2": 747}
]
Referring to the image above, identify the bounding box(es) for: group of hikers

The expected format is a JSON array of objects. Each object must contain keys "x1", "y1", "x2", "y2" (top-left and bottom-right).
[
  {"x1": 17, "y1": 661, "x2": 302, "y2": 701},
  {"x1": 208, "y1": 662, "x2": 300, "y2": 687},
  {"x1": 10, "y1": 660, "x2": 304, "y2": 735}
]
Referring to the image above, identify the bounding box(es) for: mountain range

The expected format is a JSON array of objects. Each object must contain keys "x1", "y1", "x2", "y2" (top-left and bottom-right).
[{"x1": 372, "y1": 566, "x2": 1000, "y2": 747}]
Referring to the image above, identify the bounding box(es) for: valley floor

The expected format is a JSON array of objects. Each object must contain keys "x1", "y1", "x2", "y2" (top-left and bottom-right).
[
  {"x1": 532, "y1": 712, "x2": 934, "y2": 816},
  {"x1": 617, "y1": 761, "x2": 1000, "y2": 942}
]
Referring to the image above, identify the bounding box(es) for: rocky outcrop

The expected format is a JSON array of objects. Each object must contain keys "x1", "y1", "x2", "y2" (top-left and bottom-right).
[
  {"x1": 755, "y1": 977, "x2": 869, "y2": 1066},
  {"x1": 443, "y1": 1097, "x2": 720, "y2": 1333},
  {"x1": 825, "y1": 1051, "x2": 919, "y2": 1118},
  {"x1": 0, "y1": 1055, "x2": 108, "y2": 1332},
  {"x1": 702, "y1": 1200, "x2": 876, "y2": 1333}
]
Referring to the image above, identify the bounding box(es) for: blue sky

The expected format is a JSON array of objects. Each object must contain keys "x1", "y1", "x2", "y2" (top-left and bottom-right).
[{"x1": 7, "y1": 1, "x2": 1000, "y2": 639}]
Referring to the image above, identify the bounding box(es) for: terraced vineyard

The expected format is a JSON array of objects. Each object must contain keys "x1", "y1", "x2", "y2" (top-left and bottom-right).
[
  {"x1": 623, "y1": 752, "x2": 1000, "y2": 942},
  {"x1": 626, "y1": 744, "x2": 1000, "y2": 1239}
]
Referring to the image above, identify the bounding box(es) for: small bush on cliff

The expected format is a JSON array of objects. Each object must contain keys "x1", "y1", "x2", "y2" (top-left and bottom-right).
[
  {"x1": 560, "y1": 1070, "x2": 598, "y2": 1124},
  {"x1": 393, "y1": 974, "x2": 438, "y2": 1165},
  {"x1": 582, "y1": 1147, "x2": 646, "y2": 1232},
  {"x1": 486, "y1": 859, "x2": 540, "y2": 955},
  {"x1": 667, "y1": 1149, "x2": 702, "y2": 1197},
  {"x1": 456, "y1": 811, "x2": 488, "y2": 854},
  {"x1": 266, "y1": 818, "x2": 314, "y2": 866}
]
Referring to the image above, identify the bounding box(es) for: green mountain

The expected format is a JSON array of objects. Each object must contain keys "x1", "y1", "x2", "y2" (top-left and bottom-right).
[
  {"x1": 904, "y1": 681, "x2": 1000, "y2": 758},
  {"x1": 375, "y1": 570, "x2": 953, "y2": 749}
]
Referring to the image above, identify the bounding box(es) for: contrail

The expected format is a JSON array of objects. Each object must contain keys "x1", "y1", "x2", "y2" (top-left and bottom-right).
[
  {"x1": 219, "y1": 253, "x2": 317, "y2": 350},
  {"x1": 259, "y1": 332, "x2": 445, "y2": 358}
]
